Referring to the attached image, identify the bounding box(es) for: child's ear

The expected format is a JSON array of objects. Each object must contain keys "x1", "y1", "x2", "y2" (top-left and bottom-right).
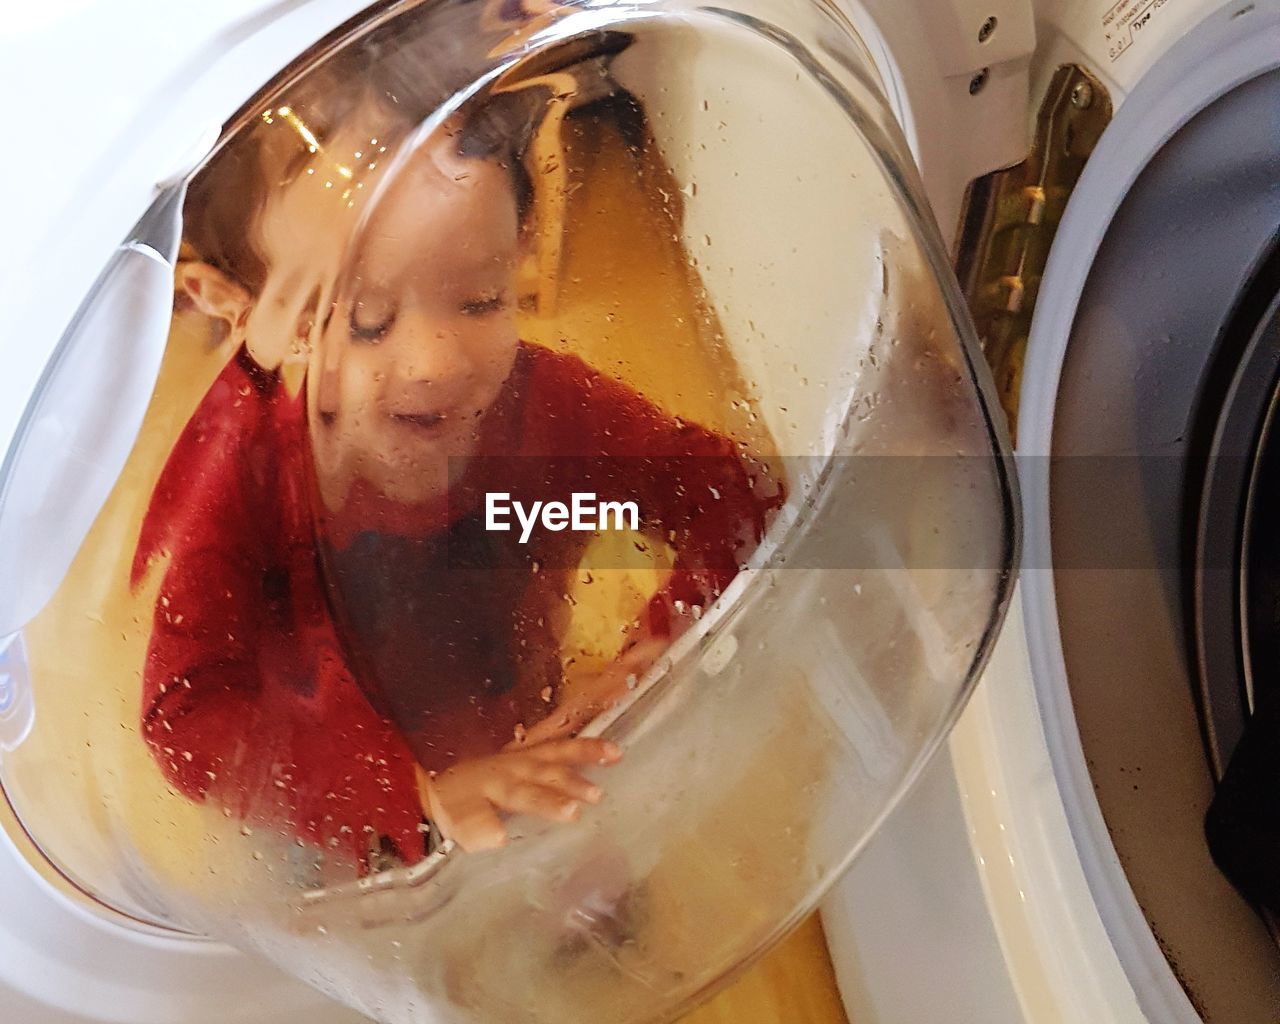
[{"x1": 177, "y1": 262, "x2": 253, "y2": 326}]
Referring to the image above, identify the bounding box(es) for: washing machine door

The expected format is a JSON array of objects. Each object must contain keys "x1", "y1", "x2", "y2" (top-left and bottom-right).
[{"x1": 0, "y1": 3, "x2": 1017, "y2": 1023}]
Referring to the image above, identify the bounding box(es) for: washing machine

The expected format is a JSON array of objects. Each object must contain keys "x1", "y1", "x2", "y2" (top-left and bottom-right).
[
  {"x1": 822, "y1": 2, "x2": 1280, "y2": 1023},
  {"x1": 1, "y1": 0, "x2": 1277, "y2": 1022}
]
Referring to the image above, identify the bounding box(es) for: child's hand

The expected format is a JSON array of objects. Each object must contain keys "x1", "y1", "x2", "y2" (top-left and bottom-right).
[
  {"x1": 521, "y1": 636, "x2": 669, "y2": 746},
  {"x1": 418, "y1": 738, "x2": 622, "y2": 852}
]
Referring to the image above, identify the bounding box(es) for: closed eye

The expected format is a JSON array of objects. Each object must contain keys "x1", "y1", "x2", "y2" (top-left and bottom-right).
[
  {"x1": 460, "y1": 293, "x2": 507, "y2": 317},
  {"x1": 349, "y1": 299, "x2": 396, "y2": 342}
]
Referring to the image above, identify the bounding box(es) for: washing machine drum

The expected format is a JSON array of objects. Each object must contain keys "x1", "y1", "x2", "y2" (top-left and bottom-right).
[{"x1": 0, "y1": 3, "x2": 1016, "y2": 1022}]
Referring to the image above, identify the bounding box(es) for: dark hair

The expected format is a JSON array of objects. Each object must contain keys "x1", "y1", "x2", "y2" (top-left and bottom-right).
[
  {"x1": 456, "y1": 93, "x2": 537, "y2": 226},
  {"x1": 182, "y1": 6, "x2": 542, "y2": 294},
  {"x1": 183, "y1": 134, "x2": 274, "y2": 293}
]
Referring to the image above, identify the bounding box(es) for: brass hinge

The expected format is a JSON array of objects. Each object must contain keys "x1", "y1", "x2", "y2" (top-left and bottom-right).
[{"x1": 954, "y1": 64, "x2": 1114, "y2": 441}]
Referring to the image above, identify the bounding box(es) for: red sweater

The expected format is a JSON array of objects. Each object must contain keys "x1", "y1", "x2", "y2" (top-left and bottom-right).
[{"x1": 132, "y1": 343, "x2": 780, "y2": 868}]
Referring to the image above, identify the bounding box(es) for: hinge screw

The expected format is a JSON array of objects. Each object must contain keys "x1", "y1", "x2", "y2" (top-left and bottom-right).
[{"x1": 1071, "y1": 81, "x2": 1095, "y2": 110}]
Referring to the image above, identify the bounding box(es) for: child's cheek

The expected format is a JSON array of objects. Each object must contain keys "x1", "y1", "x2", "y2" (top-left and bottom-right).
[
  {"x1": 339, "y1": 350, "x2": 386, "y2": 416},
  {"x1": 474, "y1": 324, "x2": 521, "y2": 406}
]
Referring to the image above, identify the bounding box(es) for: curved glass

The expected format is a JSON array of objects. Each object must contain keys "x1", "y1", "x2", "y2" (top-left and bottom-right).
[{"x1": 0, "y1": 1, "x2": 1017, "y2": 1021}]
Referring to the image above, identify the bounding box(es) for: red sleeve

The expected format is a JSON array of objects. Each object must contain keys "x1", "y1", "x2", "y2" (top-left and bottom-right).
[
  {"x1": 131, "y1": 350, "x2": 267, "y2": 589},
  {"x1": 135, "y1": 353, "x2": 426, "y2": 868},
  {"x1": 525, "y1": 347, "x2": 786, "y2": 636}
]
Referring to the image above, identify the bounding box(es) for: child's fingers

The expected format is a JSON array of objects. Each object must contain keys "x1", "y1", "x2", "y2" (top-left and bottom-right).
[
  {"x1": 495, "y1": 783, "x2": 583, "y2": 823},
  {"x1": 524, "y1": 763, "x2": 604, "y2": 804},
  {"x1": 526, "y1": 737, "x2": 622, "y2": 766}
]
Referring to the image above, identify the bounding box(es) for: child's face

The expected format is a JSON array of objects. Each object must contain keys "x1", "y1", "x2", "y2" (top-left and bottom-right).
[{"x1": 308, "y1": 138, "x2": 524, "y2": 508}]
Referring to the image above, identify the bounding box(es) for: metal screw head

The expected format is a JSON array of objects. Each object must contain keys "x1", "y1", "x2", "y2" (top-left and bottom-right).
[
  {"x1": 969, "y1": 68, "x2": 990, "y2": 96},
  {"x1": 978, "y1": 16, "x2": 998, "y2": 43},
  {"x1": 1071, "y1": 81, "x2": 1094, "y2": 109}
]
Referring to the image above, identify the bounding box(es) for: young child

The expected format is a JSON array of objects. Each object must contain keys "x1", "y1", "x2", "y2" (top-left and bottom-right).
[{"x1": 132, "y1": 59, "x2": 780, "y2": 871}]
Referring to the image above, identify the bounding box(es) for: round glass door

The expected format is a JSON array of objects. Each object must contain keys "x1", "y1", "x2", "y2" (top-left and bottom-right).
[{"x1": 0, "y1": 2, "x2": 1017, "y2": 1021}]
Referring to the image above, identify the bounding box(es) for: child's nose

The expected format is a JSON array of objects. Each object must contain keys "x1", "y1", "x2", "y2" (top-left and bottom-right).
[{"x1": 390, "y1": 318, "x2": 475, "y2": 391}]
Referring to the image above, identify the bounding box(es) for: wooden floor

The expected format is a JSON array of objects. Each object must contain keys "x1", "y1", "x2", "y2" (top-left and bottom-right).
[{"x1": 682, "y1": 915, "x2": 850, "y2": 1024}]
